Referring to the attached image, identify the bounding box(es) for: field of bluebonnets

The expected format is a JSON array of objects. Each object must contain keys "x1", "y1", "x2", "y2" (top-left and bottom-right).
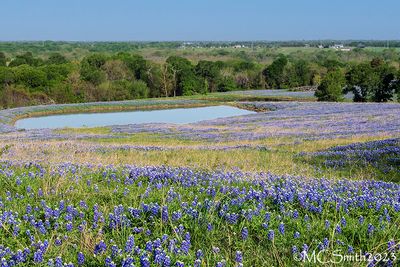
[{"x1": 0, "y1": 96, "x2": 400, "y2": 266}]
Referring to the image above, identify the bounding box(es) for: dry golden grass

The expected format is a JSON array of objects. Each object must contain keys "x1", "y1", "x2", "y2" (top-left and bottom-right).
[{"x1": 2, "y1": 131, "x2": 394, "y2": 181}]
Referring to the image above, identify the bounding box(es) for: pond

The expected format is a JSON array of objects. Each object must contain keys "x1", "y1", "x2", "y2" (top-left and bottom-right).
[{"x1": 15, "y1": 105, "x2": 255, "y2": 130}]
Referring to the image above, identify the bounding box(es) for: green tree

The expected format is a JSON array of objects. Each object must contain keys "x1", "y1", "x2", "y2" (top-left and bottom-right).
[
  {"x1": 195, "y1": 60, "x2": 220, "y2": 92},
  {"x1": 14, "y1": 65, "x2": 47, "y2": 88},
  {"x1": 262, "y1": 55, "x2": 288, "y2": 88},
  {"x1": 371, "y1": 63, "x2": 396, "y2": 102},
  {"x1": 83, "y1": 54, "x2": 107, "y2": 69},
  {"x1": 80, "y1": 64, "x2": 105, "y2": 85},
  {"x1": 0, "y1": 67, "x2": 14, "y2": 88},
  {"x1": 293, "y1": 60, "x2": 312, "y2": 86},
  {"x1": 116, "y1": 53, "x2": 148, "y2": 80},
  {"x1": 315, "y1": 70, "x2": 345, "y2": 101},
  {"x1": 166, "y1": 56, "x2": 201, "y2": 96},
  {"x1": 9, "y1": 52, "x2": 43, "y2": 67},
  {"x1": 0, "y1": 52, "x2": 6, "y2": 66},
  {"x1": 345, "y1": 63, "x2": 378, "y2": 102},
  {"x1": 345, "y1": 60, "x2": 395, "y2": 102},
  {"x1": 80, "y1": 54, "x2": 108, "y2": 85},
  {"x1": 130, "y1": 80, "x2": 149, "y2": 99},
  {"x1": 41, "y1": 64, "x2": 72, "y2": 82},
  {"x1": 47, "y1": 53, "x2": 67, "y2": 65},
  {"x1": 216, "y1": 76, "x2": 237, "y2": 92}
]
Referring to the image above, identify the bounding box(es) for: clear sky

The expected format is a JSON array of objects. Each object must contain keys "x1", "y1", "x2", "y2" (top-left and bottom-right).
[{"x1": 1, "y1": 0, "x2": 399, "y2": 41}]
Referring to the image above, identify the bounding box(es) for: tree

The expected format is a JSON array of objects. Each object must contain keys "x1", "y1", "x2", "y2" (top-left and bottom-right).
[
  {"x1": 101, "y1": 60, "x2": 129, "y2": 81},
  {"x1": 79, "y1": 54, "x2": 108, "y2": 85},
  {"x1": 41, "y1": 64, "x2": 72, "y2": 81},
  {"x1": 116, "y1": 53, "x2": 148, "y2": 80},
  {"x1": 14, "y1": 65, "x2": 47, "y2": 88},
  {"x1": 394, "y1": 79, "x2": 400, "y2": 103},
  {"x1": 83, "y1": 54, "x2": 107, "y2": 69},
  {"x1": 0, "y1": 52, "x2": 6, "y2": 66},
  {"x1": 47, "y1": 53, "x2": 67, "y2": 65},
  {"x1": 0, "y1": 67, "x2": 14, "y2": 88},
  {"x1": 160, "y1": 63, "x2": 173, "y2": 97},
  {"x1": 195, "y1": 60, "x2": 220, "y2": 92},
  {"x1": 315, "y1": 70, "x2": 345, "y2": 101},
  {"x1": 371, "y1": 64, "x2": 396, "y2": 102},
  {"x1": 345, "y1": 63, "x2": 378, "y2": 102},
  {"x1": 262, "y1": 55, "x2": 288, "y2": 88},
  {"x1": 80, "y1": 63, "x2": 105, "y2": 85},
  {"x1": 9, "y1": 52, "x2": 43, "y2": 67},
  {"x1": 370, "y1": 57, "x2": 383, "y2": 68},
  {"x1": 345, "y1": 60, "x2": 396, "y2": 102},
  {"x1": 216, "y1": 76, "x2": 237, "y2": 92},
  {"x1": 130, "y1": 80, "x2": 149, "y2": 99},
  {"x1": 166, "y1": 56, "x2": 201, "y2": 96},
  {"x1": 293, "y1": 60, "x2": 312, "y2": 86}
]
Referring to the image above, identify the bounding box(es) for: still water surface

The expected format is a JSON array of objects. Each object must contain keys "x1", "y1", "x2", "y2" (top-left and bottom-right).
[{"x1": 15, "y1": 105, "x2": 255, "y2": 129}]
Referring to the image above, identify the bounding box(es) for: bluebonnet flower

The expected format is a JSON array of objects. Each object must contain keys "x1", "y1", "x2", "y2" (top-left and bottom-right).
[
  {"x1": 335, "y1": 224, "x2": 342, "y2": 234},
  {"x1": 33, "y1": 250, "x2": 43, "y2": 263},
  {"x1": 161, "y1": 206, "x2": 169, "y2": 222},
  {"x1": 265, "y1": 212, "x2": 271, "y2": 222},
  {"x1": 293, "y1": 210, "x2": 299, "y2": 219},
  {"x1": 54, "y1": 238, "x2": 62, "y2": 246},
  {"x1": 164, "y1": 256, "x2": 171, "y2": 267},
  {"x1": 268, "y1": 230, "x2": 275, "y2": 241},
  {"x1": 324, "y1": 220, "x2": 330, "y2": 229},
  {"x1": 125, "y1": 235, "x2": 135, "y2": 253},
  {"x1": 145, "y1": 241, "x2": 153, "y2": 252},
  {"x1": 94, "y1": 240, "x2": 107, "y2": 255},
  {"x1": 196, "y1": 249, "x2": 203, "y2": 259},
  {"x1": 367, "y1": 224, "x2": 375, "y2": 235},
  {"x1": 388, "y1": 240, "x2": 396, "y2": 251},
  {"x1": 140, "y1": 255, "x2": 150, "y2": 267},
  {"x1": 347, "y1": 245, "x2": 354, "y2": 254},
  {"x1": 77, "y1": 252, "x2": 84, "y2": 265},
  {"x1": 181, "y1": 240, "x2": 190, "y2": 255},
  {"x1": 55, "y1": 257, "x2": 63, "y2": 267},
  {"x1": 278, "y1": 223, "x2": 285, "y2": 235},
  {"x1": 340, "y1": 217, "x2": 347, "y2": 227},
  {"x1": 194, "y1": 259, "x2": 201, "y2": 267},
  {"x1": 235, "y1": 251, "x2": 243, "y2": 263},
  {"x1": 241, "y1": 227, "x2": 248, "y2": 240}
]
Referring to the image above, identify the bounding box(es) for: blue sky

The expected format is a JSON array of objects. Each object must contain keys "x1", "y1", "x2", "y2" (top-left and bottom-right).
[{"x1": 1, "y1": 0, "x2": 399, "y2": 41}]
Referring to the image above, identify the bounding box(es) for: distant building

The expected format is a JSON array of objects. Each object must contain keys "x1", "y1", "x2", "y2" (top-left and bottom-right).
[
  {"x1": 330, "y1": 44, "x2": 351, "y2": 51},
  {"x1": 331, "y1": 44, "x2": 344, "y2": 49}
]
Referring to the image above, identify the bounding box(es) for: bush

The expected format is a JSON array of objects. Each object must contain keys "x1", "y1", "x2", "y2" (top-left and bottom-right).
[
  {"x1": 131, "y1": 80, "x2": 149, "y2": 99},
  {"x1": 217, "y1": 76, "x2": 237, "y2": 92},
  {"x1": 315, "y1": 70, "x2": 345, "y2": 101}
]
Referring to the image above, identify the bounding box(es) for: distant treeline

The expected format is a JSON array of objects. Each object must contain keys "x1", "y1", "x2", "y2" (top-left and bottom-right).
[
  {"x1": 1, "y1": 40, "x2": 400, "y2": 53},
  {"x1": 0, "y1": 48, "x2": 399, "y2": 108}
]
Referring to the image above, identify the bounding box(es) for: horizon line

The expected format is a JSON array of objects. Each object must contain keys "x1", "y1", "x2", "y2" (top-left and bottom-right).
[{"x1": 0, "y1": 39, "x2": 399, "y2": 43}]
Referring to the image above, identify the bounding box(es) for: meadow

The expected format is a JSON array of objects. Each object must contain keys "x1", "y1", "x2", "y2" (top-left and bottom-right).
[{"x1": 0, "y1": 92, "x2": 399, "y2": 266}]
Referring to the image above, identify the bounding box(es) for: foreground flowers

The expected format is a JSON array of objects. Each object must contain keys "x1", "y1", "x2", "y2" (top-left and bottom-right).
[{"x1": 0, "y1": 161, "x2": 399, "y2": 266}]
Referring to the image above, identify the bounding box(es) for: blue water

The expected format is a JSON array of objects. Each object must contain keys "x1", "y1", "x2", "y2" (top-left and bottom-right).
[{"x1": 15, "y1": 105, "x2": 255, "y2": 129}]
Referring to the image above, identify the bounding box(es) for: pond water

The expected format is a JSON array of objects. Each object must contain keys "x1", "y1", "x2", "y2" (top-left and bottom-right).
[{"x1": 15, "y1": 105, "x2": 255, "y2": 129}]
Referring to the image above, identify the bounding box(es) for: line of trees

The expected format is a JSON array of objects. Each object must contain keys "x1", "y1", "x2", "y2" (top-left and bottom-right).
[
  {"x1": 315, "y1": 58, "x2": 400, "y2": 102},
  {"x1": 0, "y1": 51, "x2": 399, "y2": 108}
]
